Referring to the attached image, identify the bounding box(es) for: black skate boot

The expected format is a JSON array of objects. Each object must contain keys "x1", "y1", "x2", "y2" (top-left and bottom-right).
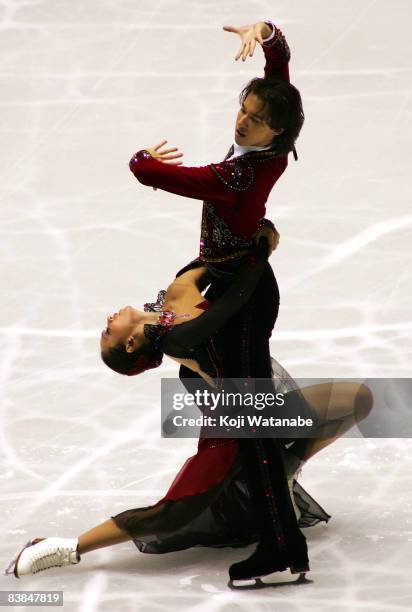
[{"x1": 228, "y1": 536, "x2": 311, "y2": 589}]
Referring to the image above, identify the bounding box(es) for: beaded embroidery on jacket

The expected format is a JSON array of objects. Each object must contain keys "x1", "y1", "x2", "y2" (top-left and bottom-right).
[
  {"x1": 199, "y1": 143, "x2": 283, "y2": 263},
  {"x1": 199, "y1": 202, "x2": 251, "y2": 262}
]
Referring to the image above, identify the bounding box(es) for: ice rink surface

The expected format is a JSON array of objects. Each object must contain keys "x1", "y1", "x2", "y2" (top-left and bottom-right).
[{"x1": 1, "y1": 1, "x2": 411, "y2": 610}]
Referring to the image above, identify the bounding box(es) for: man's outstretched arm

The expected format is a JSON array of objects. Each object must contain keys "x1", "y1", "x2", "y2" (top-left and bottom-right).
[
  {"x1": 129, "y1": 148, "x2": 240, "y2": 206},
  {"x1": 261, "y1": 20, "x2": 291, "y2": 82}
]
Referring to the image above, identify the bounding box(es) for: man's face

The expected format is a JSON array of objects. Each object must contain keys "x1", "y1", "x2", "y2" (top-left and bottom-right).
[{"x1": 235, "y1": 93, "x2": 283, "y2": 147}]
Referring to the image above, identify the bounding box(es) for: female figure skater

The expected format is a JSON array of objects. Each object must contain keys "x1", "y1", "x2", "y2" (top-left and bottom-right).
[{"x1": 6, "y1": 238, "x2": 372, "y2": 586}]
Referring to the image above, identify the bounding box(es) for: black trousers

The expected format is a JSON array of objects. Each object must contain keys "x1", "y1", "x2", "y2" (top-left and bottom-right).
[{"x1": 178, "y1": 261, "x2": 308, "y2": 562}]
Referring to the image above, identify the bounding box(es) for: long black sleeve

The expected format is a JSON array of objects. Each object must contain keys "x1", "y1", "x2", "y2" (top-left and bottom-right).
[{"x1": 161, "y1": 239, "x2": 269, "y2": 356}]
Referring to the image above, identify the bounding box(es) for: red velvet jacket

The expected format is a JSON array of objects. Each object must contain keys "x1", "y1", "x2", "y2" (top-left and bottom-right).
[{"x1": 129, "y1": 23, "x2": 291, "y2": 263}]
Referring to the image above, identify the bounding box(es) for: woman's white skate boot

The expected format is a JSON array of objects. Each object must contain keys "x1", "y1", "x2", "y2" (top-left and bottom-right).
[{"x1": 4, "y1": 537, "x2": 81, "y2": 578}]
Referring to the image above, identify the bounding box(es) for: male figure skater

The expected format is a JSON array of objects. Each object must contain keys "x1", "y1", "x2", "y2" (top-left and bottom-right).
[{"x1": 126, "y1": 19, "x2": 308, "y2": 584}]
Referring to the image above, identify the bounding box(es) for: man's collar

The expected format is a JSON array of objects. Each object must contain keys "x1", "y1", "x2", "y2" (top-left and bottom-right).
[{"x1": 229, "y1": 141, "x2": 273, "y2": 159}]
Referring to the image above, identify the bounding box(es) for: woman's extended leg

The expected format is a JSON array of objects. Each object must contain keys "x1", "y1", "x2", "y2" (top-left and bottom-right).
[
  {"x1": 298, "y1": 381, "x2": 373, "y2": 462},
  {"x1": 9, "y1": 498, "x2": 199, "y2": 576},
  {"x1": 24, "y1": 383, "x2": 373, "y2": 560},
  {"x1": 77, "y1": 519, "x2": 131, "y2": 555},
  {"x1": 19, "y1": 519, "x2": 132, "y2": 560},
  {"x1": 79, "y1": 467, "x2": 241, "y2": 555}
]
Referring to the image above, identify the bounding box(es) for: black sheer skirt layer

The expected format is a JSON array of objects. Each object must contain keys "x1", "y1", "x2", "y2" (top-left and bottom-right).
[
  {"x1": 111, "y1": 255, "x2": 331, "y2": 555},
  {"x1": 110, "y1": 443, "x2": 330, "y2": 555}
]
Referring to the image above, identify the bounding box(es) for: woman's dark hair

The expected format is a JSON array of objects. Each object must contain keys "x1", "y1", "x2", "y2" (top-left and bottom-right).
[
  {"x1": 101, "y1": 340, "x2": 163, "y2": 376},
  {"x1": 239, "y1": 76, "x2": 304, "y2": 157}
]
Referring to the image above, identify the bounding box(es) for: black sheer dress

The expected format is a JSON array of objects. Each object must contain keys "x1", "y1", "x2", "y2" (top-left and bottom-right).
[{"x1": 110, "y1": 243, "x2": 331, "y2": 555}]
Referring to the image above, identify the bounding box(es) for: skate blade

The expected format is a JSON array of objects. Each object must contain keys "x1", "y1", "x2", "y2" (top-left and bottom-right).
[
  {"x1": 4, "y1": 539, "x2": 35, "y2": 577},
  {"x1": 228, "y1": 572, "x2": 313, "y2": 590}
]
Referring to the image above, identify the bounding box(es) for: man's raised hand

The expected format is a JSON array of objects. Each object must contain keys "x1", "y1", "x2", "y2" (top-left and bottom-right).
[{"x1": 222, "y1": 22, "x2": 271, "y2": 62}]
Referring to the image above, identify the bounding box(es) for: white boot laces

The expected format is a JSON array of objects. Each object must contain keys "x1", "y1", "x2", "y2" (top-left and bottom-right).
[{"x1": 32, "y1": 547, "x2": 70, "y2": 574}]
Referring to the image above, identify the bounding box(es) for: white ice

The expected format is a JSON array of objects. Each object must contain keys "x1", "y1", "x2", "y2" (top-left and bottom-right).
[{"x1": 1, "y1": 1, "x2": 412, "y2": 610}]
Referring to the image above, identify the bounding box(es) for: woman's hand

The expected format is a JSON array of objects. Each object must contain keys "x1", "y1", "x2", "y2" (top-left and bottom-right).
[
  {"x1": 222, "y1": 21, "x2": 271, "y2": 61},
  {"x1": 254, "y1": 224, "x2": 280, "y2": 256}
]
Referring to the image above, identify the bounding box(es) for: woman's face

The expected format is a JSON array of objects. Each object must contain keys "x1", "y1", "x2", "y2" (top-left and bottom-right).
[{"x1": 100, "y1": 305, "x2": 143, "y2": 354}]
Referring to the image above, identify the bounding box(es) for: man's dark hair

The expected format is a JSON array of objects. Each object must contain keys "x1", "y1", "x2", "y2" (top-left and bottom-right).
[
  {"x1": 101, "y1": 341, "x2": 163, "y2": 376},
  {"x1": 239, "y1": 76, "x2": 304, "y2": 157}
]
